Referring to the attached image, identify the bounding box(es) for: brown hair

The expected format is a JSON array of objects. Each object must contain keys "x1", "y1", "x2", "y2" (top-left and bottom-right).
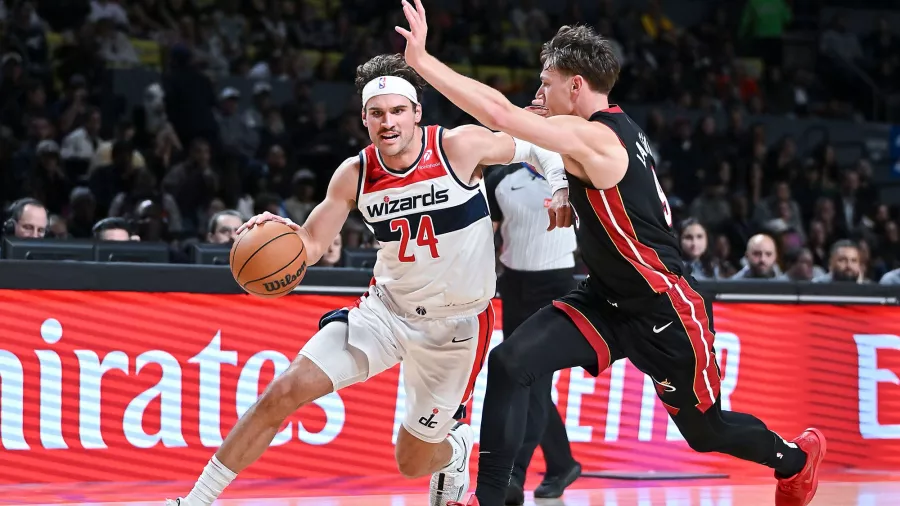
[
  {"x1": 540, "y1": 25, "x2": 620, "y2": 94},
  {"x1": 355, "y1": 54, "x2": 427, "y2": 101}
]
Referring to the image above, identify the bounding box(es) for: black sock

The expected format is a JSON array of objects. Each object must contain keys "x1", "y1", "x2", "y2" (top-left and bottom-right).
[
  {"x1": 771, "y1": 432, "x2": 808, "y2": 478},
  {"x1": 476, "y1": 454, "x2": 514, "y2": 506}
]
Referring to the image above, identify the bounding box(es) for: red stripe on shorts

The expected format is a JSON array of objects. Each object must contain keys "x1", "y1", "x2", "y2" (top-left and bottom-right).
[
  {"x1": 666, "y1": 278, "x2": 720, "y2": 413},
  {"x1": 460, "y1": 302, "x2": 494, "y2": 405},
  {"x1": 552, "y1": 300, "x2": 612, "y2": 374}
]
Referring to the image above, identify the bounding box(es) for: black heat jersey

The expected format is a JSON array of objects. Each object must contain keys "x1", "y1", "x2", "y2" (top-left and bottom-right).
[{"x1": 567, "y1": 106, "x2": 684, "y2": 302}]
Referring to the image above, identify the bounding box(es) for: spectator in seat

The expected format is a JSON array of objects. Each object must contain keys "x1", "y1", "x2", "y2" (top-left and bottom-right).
[
  {"x1": 3, "y1": 197, "x2": 47, "y2": 238},
  {"x1": 315, "y1": 233, "x2": 343, "y2": 267},
  {"x1": 0, "y1": 52, "x2": 26, "y2": 110},
  {"x1": 731, "y1": 234, "x2": 782, "y2": 280},
  {"x1": 812, "y1": 239, "x2": 866, "y2": 283},
  {"x1": 689, "y1": 173, "x2": 732, "y2": 232},
  {"x1": 65, "y1": 187, "x2": 98, "y2": 238},
  {"x1": 778, "y1": 248, "x2": 824, "y2": 281},
  {"x1": 881, "y1": 268, "x2": 900, "y2": 285},
  {"x1": 91, "y1": 118, "x2": 146, "y2": 172},
  {"x1": 678, "y1": 218, "x2": 719, "y2": 280},
  {"x1": 132, "y1": 199, "x2": 169, "y2": 243},
  {"x1": 215, "y1": 86, "x2": 258, "y2": 160},
  {"x1": 875, "y1": 220, "x2": 900, "y2": 272},
  {"x1": 1, "y1": 79, "x2": 50, "y2": 139},
  {"x1": 206, "y1": 210, "x2": 243, "y2": 244},
  {"x1": 5, "y1": 2, "x2": 50, "y2": 79},
  {"x1": 109, "y1": 168, "x2": 182, "y2": 236},
  {"x1": 754, "y1": 180, "x2": 804, "y2": 234},
  {"x1": 244, "y1": 81, "x2": 272, "y2": 131},
  {"x1": 94, "y1": 15, "x2": 139, "y2": 67},
  {"x1": 283, "y1": 169, "x2": 316, "y2": 224},
  {"x1": 53, "y1": 75, "x2": 92, "y2": 136},
  {"x1": 92, "y1": 216, "x2": 137, "y2": 241},
  {"x1": 257, "y1": 144, "x2": 292, "y2": 198},
  {"x1": 48, "y1": 214, "x2": 69, "y2": 239},
  {"x1": 88, "y1": 0, "x2": 129, "y2": 28},
  {"x1": 25, "y1": 140, "x2": 73, "y2": 215},
  {"x1": 61, "y1": 106, "x2": 103, "y2": 178},
  {"x1": 11, "y1": 114, "x2": 54, "y2": 189},
  {"x1": 163, "y1": 138, "x2": 219, "y2": 233},
  {"x1": 89, "y1": 139, "x2": 136, "y2": 215},
  {"x1": 835, "y1": 169, "x2": 866, "y2": 233}
]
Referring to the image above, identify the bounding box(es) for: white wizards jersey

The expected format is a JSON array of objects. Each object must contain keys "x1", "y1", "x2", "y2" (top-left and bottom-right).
[{"x1": 356, "y1": 125, "x2": 496, "y2": 318}]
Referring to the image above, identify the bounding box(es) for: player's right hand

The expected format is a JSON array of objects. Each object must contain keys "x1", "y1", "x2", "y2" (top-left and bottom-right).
[
  {"x1": 236, "y1": 212, "x2": 300, "y2": 235},
  {"x1": 547, "y1": 188, "x2": 573, "y2": 231}
]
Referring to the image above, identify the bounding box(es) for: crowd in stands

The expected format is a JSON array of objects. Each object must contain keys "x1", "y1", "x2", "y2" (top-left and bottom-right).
[{"x1": 0, "y1": 0, "x2": 898, "y2": 284}]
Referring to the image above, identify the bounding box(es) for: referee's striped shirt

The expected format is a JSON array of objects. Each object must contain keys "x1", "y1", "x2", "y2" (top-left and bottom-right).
[{"x1": 486, "y1": 164, "x2": 577, "y2": 271}]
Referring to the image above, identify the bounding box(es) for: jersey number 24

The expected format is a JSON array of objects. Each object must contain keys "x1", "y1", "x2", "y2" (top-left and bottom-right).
[{"x1": 390, "y1": 216, "x2": 440, "y2": 262}]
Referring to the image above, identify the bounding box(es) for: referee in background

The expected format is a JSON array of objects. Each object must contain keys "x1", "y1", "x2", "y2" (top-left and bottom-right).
[{"x1": 485, "y1": 162, "x2": 581, "y2": 504}]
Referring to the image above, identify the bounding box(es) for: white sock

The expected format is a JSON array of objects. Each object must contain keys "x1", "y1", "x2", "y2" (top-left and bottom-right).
[
  {"x1": 437, "y1": 433, "x2": 464, "y2": 473},
  {"x1": 183, "y1": 456, "x2": 237, "y2": 506}
]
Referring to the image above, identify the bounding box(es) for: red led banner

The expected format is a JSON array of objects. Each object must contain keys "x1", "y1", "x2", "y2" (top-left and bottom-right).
[{"x1": 0, "y1": 290, "x2": 898, "y2": 483}]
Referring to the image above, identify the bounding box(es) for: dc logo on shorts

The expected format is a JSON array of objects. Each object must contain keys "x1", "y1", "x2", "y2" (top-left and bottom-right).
[
  {"x1": 419, "y1": 408, "x2": 439, "y2": 428},
  {"x1": 378, "y1": 77, "x2": 387, "y2": 89},
  {"x1": 416, "y1": 306, "x2": 427, "y2": 315}
]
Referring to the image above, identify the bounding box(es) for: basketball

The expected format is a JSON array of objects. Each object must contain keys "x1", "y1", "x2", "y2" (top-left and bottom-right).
[{"x1": 230, "y1": 221, "x2": 308, "y2": 298}]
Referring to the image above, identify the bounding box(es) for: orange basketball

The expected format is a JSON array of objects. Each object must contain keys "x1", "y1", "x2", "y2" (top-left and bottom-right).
[{"x1": 230, "y1": 221, "x2": 308, "y2": 298}]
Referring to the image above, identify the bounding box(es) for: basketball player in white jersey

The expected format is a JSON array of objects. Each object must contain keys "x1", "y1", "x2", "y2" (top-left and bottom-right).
[{"x1": 166, "y1": 54, "x2": 570, "y2": 506}]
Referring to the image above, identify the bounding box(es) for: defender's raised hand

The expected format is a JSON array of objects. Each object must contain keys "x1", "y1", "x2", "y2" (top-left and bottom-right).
[{"x1": 395, "y1": 0, "x2": 429, "y2": 67}]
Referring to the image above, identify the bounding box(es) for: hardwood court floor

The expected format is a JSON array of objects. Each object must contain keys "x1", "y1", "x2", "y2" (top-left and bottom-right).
[{"x1": 4, "y1": 472, "x2": 900, "y2": 506}]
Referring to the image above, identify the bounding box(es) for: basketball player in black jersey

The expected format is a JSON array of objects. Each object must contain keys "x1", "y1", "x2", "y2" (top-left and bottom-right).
[{"x1": 397, "y1": 3, "x2": 825, "y2": 506}]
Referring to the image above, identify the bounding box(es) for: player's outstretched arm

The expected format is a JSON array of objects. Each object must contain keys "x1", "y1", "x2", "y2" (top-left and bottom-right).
[
  {"x1": 395, "y1": 0, "x2": 625, "y2": 189},
  {"x1": 238, "y1": 157, "x2": 358, "y2": 264},
  {"x1": 442, "y1": 124, "x2": 563, "y2": 185},
  {"x1": 442, "y1": 124, "x2": 572, "y2": 230}
]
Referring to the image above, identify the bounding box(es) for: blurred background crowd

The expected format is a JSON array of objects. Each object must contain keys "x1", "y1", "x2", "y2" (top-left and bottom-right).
[{"x1": 0, "y1": 0, "x2": 898, "y2": 284}]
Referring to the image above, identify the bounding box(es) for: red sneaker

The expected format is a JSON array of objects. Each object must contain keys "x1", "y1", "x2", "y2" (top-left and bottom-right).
[
  {"x1": 775, "y1": 428, "x2": 827, "y2": 506},
  {"x1": 447, "y1": 494, "x2": 479, "y2": 506}
]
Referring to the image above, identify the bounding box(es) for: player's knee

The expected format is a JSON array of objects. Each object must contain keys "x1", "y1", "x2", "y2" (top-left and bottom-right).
[
  {"x1": 488, "y1": 341, "x2": 534, "y2": 387},
  {"x1": 256, "y1": 375, "x2": 305, "y2": 421},
  {"x1": 487, "y1": 343, "x2": 524, "y2": 383},
  {"x1": 680, "y1": 428, "x2": 723, "y2": 453},
  {"x1": 256, "y1": 359, "x2": 331, "y2": 421}
]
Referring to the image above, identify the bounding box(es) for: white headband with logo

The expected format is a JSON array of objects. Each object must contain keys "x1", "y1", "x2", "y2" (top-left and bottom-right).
[{"x1": 362, "y1": 76, "x2": 419, "y2": 107}]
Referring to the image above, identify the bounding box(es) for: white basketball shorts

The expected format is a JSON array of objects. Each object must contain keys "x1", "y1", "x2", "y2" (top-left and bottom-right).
[{"x1": 299, "y1": 285, "x2": 495, "y2": 443}]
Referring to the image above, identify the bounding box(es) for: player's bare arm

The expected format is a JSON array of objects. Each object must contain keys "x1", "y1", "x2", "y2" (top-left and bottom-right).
[
  {"x1": 441, "y1": 117, "x2": 572, "y2": 230},
  {"x1": 238, "y1": 157, "x2": 358, "y2": 264},
  {"x1": 396, "y1": 0, "x2": 627, "y2": 190}
]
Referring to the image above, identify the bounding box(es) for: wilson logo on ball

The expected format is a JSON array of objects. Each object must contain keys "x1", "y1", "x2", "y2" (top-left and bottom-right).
[{"x1": 263, "y1": 263, "x2": 307, "y2": 292}]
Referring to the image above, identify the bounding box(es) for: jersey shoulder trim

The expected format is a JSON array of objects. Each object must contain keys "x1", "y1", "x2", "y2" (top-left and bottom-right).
[
  {"x1": 436, "y1": 125, "x2": 481, "y2": 192},
  {"x1": 356, "y1": 151, "x2": 366, "y2": 205}
]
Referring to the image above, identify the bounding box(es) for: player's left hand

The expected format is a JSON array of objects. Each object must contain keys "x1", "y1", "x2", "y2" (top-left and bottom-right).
[
  {"x1": 524, "y1": 98, "x2": 549, "y2": 117},
  {"x1": 395, "y1": 0, "x2": 429, "y2": 67},
  {"x1": 547, "y1": 188, "x2": 573, "y2": 231}
]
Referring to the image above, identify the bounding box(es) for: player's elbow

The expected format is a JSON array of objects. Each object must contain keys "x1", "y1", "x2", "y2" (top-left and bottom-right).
[{"x1": 483, "y1": 102, "x2": 513, "y2": 132}]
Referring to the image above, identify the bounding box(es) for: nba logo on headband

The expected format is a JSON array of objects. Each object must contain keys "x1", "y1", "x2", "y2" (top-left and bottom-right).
[{"x1": 362, "y1": 75, "x2": 419, "y2": 106}]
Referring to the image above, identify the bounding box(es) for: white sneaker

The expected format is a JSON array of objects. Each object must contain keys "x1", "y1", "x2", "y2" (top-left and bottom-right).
[
  {"x1": 429, "y1": 422, "x2": 474, "y2": 506},
  {"x1": 164, "y1": 499, "x2": 182, "y2": 505}
]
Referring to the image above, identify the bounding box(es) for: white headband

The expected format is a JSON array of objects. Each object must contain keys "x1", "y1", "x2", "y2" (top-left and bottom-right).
[{"x1": 362, "y1": 76, "x2": 419, "y2": 107}]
